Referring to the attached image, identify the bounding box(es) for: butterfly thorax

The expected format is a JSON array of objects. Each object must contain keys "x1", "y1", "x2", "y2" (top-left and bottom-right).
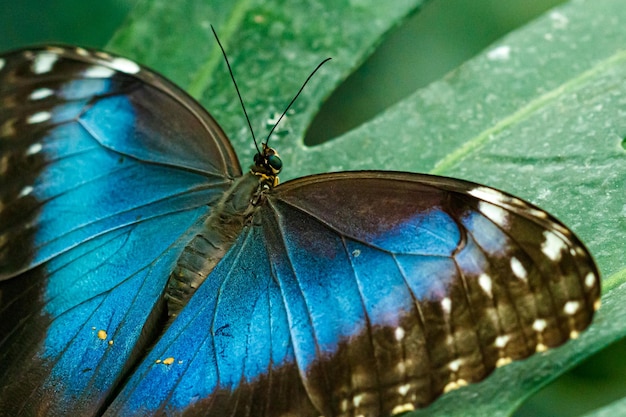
[{"x1": 165, "y1": 145, "x2": 281, "y2": 318}]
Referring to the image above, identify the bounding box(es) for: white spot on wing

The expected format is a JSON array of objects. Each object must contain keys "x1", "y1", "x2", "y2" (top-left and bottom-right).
[
  {"x1": 84, "y1": 65, "x2": 116, "y2": 78},
  {"x1": 563, "y1": 301, "x2": 580, "y2": 315},
  {"x1": 441, "y1": 297, "x2": 452, "y2": 314},
  {"x1": 27, "y1": 111, "x2": 51, "y2": 124},
  {"x1": 478, "y1": 273, "x2": 493, "y2": 297},
  {"x1": 29, "y1": 88, "x2": 54, "y2": 100},
  {"x1": 541, "y1": 231, "x2": 566, "y2": 261},
  {"x1": 0, "y1": 58, "x2": 5, "y2": 71},
  {"x1": 352, "y1": 249, "x2": 361, "y2": 258},
  {"x1": 478, "y1": 201, "x2": 509, "y2": 228},
  {"x1": 468, "y1": 186, "x2": 506, "y2": 203},
  {"x1": 532, "y1": 318, "x2": 547, "y2": 332},
  {"x1": 510, "y1": 257, "x2": 527, "y2": 280},
  {"x1": 585, "y1": 272, "x2": 596, "y2": 289},
  {"x1": 33, "y1": 52, "x2": 58, "y2": 74},
  {"x1": 448, "y1": 358, "x2": 462, "y2": 372},
  {"x1": 110, "y1": 57, "x2": 140, "y2": 74},
  {"x1": 394, "y1": 327, "x2": 405, "y2": 341},
  {"x1": 487, "y1": 45, "x2": 511, "y2": 61},
  {"x1": 25, "y1": 143, "x2": 43, "y2": 156},
  {"x1": 398, "y1": 383, "x2": 411, "y2": 396},
  {"x1": 19, "y1": 186, "x2": 34, "y2": 198},
  {"x1": 494, "y1": 335, "x2": 510, "y2": 348}
]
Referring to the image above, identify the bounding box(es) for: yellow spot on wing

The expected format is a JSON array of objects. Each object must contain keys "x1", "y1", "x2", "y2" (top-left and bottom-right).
[
  {"x1": 391, "y1": 403, "x2": 415, "y2": 414},
  {"x1": 163, "y1": 357, "x2": 175, "y2": 365},
  {"x1": 443, "y1": 379, "x2": 468, "y2": 393},
  {"x1": 496, "y1": 357, "x2": 513, "y2": 367},
  {"x1": 97, "y1": 330, "x2": 107, "y2": 340}
]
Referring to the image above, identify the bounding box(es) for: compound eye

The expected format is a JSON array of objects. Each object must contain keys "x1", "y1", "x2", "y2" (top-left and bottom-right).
[{"x1": 267, "y1": 154, "x2": 282, "y2": 174}]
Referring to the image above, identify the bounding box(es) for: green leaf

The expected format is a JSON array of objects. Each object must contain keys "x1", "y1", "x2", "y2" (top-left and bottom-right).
[
  {"x1": 581, "y1": 395, "x2": 626, "y2": 417},
  {"x1": 0, "y1": 0, "x2": 131, "y2": 50},
  {"x1": 110, "y1": 0, "x2": 623, "y2": 415},
  {"x1": 108, "y1": 0, "x2": 428, "y2": 170}
]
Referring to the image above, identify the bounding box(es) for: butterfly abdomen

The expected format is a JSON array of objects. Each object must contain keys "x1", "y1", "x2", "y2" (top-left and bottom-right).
[{"x1": 165, "y1": 172, "x2": 263, "y2": 317}]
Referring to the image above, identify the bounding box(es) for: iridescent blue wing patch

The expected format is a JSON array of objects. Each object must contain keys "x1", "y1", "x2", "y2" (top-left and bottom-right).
[
  {"x1": 105, "y1": 172, "x2": 600, "y2": 417},
  {"x1": 0, "y1": 46, "x2": 241, "y2": 415}
]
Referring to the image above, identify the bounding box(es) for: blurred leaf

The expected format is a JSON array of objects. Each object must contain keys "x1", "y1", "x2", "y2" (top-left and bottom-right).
[
  {"x1": 108, "y1": 0, "x2": 428, "y2": 167},
  {"x1": 83, "y1": 0, "x2": 626, "y2": 415},
  {"x1": 0, "y1": 0, "x2": 131, "y2": 50},
  {"x1": 580, "y1": 395, "x2": 626, "y2": 417},
  {"x1": 305, "y1": 0, "x2": 567, "y2": 144}
]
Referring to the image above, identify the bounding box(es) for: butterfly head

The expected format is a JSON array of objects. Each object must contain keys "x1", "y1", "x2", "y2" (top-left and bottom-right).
[{"x1": 252, "y1": 143, "x2": 282, "y2": 187}]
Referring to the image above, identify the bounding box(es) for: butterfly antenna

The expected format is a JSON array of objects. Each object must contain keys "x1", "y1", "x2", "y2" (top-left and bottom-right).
[
  {"x1": 211, "y1": 25, "x2": 261, "y2": 154},
  {"x1": 265, "y1": 57, "x2": 331, "y2": 146}
]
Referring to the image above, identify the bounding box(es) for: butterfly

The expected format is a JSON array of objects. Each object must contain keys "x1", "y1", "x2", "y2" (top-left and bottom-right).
[{"x1": 0, "y1": 41, "x2": 600, "y2": 417}]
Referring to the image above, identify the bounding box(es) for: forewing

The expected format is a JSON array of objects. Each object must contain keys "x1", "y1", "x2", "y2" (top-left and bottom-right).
[{"x1": 0, "y1": 46, "x2": 240, "y2": 415}]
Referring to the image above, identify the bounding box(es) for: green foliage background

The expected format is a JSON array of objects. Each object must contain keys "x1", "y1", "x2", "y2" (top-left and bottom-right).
[{"x1": 2, "y1": 1, "x2": 625, "y2": 416}]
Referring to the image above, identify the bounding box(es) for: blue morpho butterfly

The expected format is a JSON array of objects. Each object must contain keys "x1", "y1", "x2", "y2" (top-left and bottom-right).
[{"x1": 0, "y1": 33, "x2": 600, "y2": 417}]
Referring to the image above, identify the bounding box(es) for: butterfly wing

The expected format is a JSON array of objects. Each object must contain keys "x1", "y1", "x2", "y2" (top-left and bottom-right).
[
  {"x1": 107, "y1": 171, "x2": 600, "y2": 417},
  {"x1": 0, "y1": 46, "x2": 241, "y2": 415}
]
